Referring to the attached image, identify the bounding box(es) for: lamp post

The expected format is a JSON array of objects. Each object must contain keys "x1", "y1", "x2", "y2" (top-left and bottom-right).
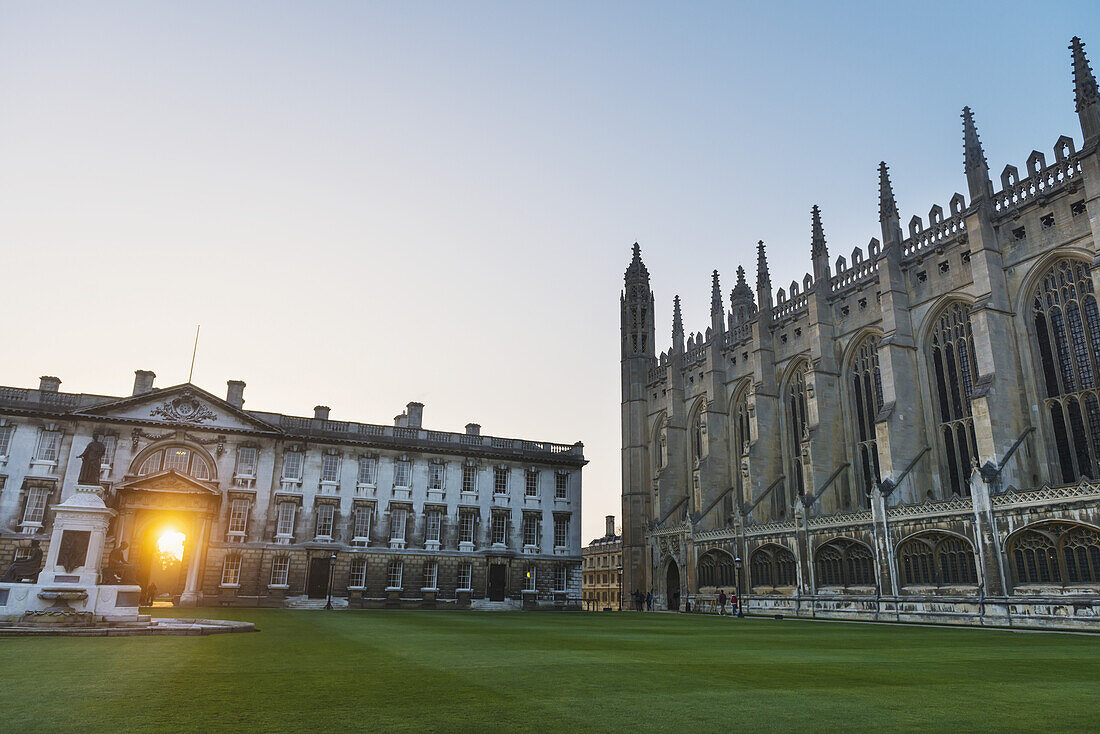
[
  {"x1": 616, "y1": 564, "x2": 623, "y2": 611},
  {"x1": 734, "y1": 556, "x2": 744, "y2": 617},
  {"x1": 324, "y1": 552, "x2": 337, "y2": 610}
]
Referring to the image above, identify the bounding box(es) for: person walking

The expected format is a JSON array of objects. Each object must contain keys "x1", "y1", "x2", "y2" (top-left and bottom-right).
[
  {"x1": 717, "y1": 589, "x2": 727, "y2": 616},
  {"x1": 645, "y1": 591, "x2": 653, "y2": 611}
]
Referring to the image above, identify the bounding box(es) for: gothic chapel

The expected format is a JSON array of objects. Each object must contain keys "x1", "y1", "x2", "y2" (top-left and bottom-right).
[{"x1": 621, "y1": 37, "x2": 1100, "y2": 628}]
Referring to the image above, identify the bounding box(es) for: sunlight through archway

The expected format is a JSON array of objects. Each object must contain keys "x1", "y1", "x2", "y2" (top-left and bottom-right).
[{"x1": 156, "y1": 530, "x2": 186, "y2": 569}]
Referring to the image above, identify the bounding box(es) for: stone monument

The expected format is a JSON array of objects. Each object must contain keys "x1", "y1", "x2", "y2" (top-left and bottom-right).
[{"x1": 0, "y1": 438, "x2": 142, "y2": 626}]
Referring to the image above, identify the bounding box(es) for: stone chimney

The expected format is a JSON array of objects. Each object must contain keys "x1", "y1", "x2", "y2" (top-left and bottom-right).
[
  {"x1": 226, "y1": 380, "x2": 246, "y2": 409},
  {"x1": 39, "y1": 376, "x2": 61, "y2": 393},
  {"x1": 606, "y1": 515, "x2": 616, "y2": 537},
  {"x1": 394, "y1": 411, "x2": 408, "y2": 428},
  {"x1": 132, "y1": 370, "x2": 155, "y2": 396},
  {"x1": 314, "y1": 405, "x2": 330, "y2": 421},
  {"x1": 406, "y1": 402, "x2": 424, "y2": 429},
  {"x1": 465, "y1": 423, "x2": 481, "y2": 436}
]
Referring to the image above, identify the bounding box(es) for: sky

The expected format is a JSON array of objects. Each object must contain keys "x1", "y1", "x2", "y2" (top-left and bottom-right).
[{"x1": 1, "y1": 1, "x2": 1098, "y2": 541}]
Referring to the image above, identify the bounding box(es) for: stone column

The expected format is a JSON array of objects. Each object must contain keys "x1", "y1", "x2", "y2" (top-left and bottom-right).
[
  {"x1": 179, "y1": 515, "x2": 211, "y2": 607},
  {"x1": 870, "y1": 488, "x2": 897, "y2": 596},
  {"x1": 969, "y1": 469, "x2": 1008, "y2": 597}
]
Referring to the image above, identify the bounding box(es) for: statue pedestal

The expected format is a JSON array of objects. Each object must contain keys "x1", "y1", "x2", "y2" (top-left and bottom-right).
[
  {"x1": 42, "y1": 484, "x2": 114, "y2": 586},
  {"x1": 0, "y1": 484, "x2": 141, "y2": 625}
]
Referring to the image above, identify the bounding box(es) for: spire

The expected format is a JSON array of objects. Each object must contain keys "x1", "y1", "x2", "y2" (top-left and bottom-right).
[
  {"x1": 624, "y1": 241, "x2": 649, "y2": 286},
  {"x1": 962, "y1": 107, "x2": 993, "y2": 202},
  {"x1": 810, "y1": 205, "x2": 827, "y2": 259},
  {"x1": 671, "y1": 295, "x2": 685, "y2": 352},
  {"x1": 756, "y1": 239, "x2": 771, "y2": 289},
  {"x1": 710, "y1": 270, "x2": 725, "y2": 335},
  {"x1": 878, "y1": 161, "x2": 903, "y2": 248},
  {"x1": 1071, "y1": 36, "x2": 1100, "y2": 142}
]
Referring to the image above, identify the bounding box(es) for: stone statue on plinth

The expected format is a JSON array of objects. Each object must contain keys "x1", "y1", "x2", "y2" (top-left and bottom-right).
[
  {"x1": 1, "y1": 540, "x2": 43, "y2": 582},
  {"x1": 76, "y1": 435, "x2": 107, "y2": 486}
]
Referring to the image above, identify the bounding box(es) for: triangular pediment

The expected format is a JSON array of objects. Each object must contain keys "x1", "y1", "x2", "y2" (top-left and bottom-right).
[
  {"x1": 115, "y1": 469, "x2": 220, "y2": 495},
  {"x1": 75, "y1": 383, "x2": 279, "y2": 433}
]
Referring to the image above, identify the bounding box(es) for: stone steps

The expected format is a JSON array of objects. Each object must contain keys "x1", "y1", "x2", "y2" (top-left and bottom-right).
[{"x1": 285, "y1": 596, "x2": 348, "y2": 610}]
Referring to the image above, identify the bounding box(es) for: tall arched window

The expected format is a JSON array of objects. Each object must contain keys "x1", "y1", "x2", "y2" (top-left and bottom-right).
[
  {"x1": 749, "y1": 544, "x2": 796, "y2": 588},
  {"x1": 850, "y1": 335, "x2": 883, "y2": 507},
  {"x1": 815, "y1": 538, "x2": 874, "y2": 588},
  {"x1": 897, "y1": 532, "x2": 977, "y2": 586},
  {"x1": 690, "y1": 403, "x2": 707, "y2": 464},
  {"x1": 731, "y1": 386, "x2": 750, "y2": 508},
  {"x1": 783, "y1": 363, "x2": 809, "y2": 517},
  {"x1": 1031, "y1": 258, "x2": 1100, "y2": 482},
  {"x1": 928, "y1": 302, "x2": 979, "y2": 496},
  {"x1": 1010, "y1": 522, "x2": 1100, "y2": 585}
]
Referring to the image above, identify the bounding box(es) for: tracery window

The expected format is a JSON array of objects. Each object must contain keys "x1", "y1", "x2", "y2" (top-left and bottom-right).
[
  {"x1": 897, "y1": 533, "x2": 977, "y2": 586},
  {"x1": 1011, "y1": 523, "x2": 1100, "y2": 585},
  {"x1": 749, "y1": 544, "x2": 796, "y2": 588},
  {"x1": 731, "y1": 388, "x2": 750, "y2": 508},
  {"x1": 697, "y1": 551, "x2": 735, "y2": 588},
  {"x1": 782, "y1": 363, "x2": 810, "y2": 518},
  {"x1": 814, "y1": 538, "x2": 874, "y2": 588},
  {"x1": 850, "y1": 336, "x2": 883, "y2": 506},
  {"x1": 1031, "y1": 258, "x2": 1100, "y2": 482},
  {"x1": 928, "y1": 302, "x2": 979, "y2": 496},
  {"x1": 135, "y1": 445, "x2": 214, "y2": 480}
]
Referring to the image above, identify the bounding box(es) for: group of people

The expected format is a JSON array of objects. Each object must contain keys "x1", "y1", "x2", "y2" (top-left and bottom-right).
[{"x1": 629, "y1": 589, "x2": 654, "y2": 611}]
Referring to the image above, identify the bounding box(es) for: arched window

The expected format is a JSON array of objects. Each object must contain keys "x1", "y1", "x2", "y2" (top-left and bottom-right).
[
  {"x1": 1031, "y1": 258, "x2": 1100, "y2": 482},
  {"x1": 928, "y1": 302, "x2": 979, "y2": 496},
  {"x1": 1011, "y1": 522, "x2": 1100, "y2": 585},
  {"x1": 783, "y1": 363, "x2": 809, "y2": 517},
  {"x1": 850, "y1": 335, "x2": 883, "y2": 507},
  {"x1": 731, "y1": 387, "x2": 750, "y2": 508},
  {"x1": 133, "y1": 444, "x2": 215, "y2": 481},
  {"x1": 690, "y1": 403, "x2": 707, "y2": 464},
  {"x1": 697, "y1": 551, "x2": 735, "y2": 588},
  {"x1": 749, "y1": 544, "x2": 797, "y2": 588},
  {"x1": 815, "y1": 538, "x2": 874, "y2": 588},
  {"x1": 897, "y1": 533, "x2": 977, "y2": 586}
]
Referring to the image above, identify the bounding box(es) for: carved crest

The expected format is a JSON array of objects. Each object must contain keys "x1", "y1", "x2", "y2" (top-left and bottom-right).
[{"x1": 150, "y1": 392, "x2": 217, "y2": 424}]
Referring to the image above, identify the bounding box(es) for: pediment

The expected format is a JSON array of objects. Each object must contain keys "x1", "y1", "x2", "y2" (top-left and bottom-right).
[
  {"x1": 115, "y1": 469, "x2": 220, "y2": 495},
  {"x1": 76, "y1": 384, "x2": 278, "y2": 433}
]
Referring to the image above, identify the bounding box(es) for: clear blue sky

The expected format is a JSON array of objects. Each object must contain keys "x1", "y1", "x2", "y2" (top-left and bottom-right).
[{"x1": 1, "y1": 1, "x2": 1097, "y2": 540}]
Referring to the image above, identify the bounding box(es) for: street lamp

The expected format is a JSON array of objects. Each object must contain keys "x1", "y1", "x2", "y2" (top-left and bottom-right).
[
  {"x1": 734, "y1": 556, "x2": 744, "y2": 617},
  {"x1": 324, "y1": 552, "x2": 337, "y2": 610},
  {"x1": 616, "y1": 564, "x2": 623, "y2": 611}
]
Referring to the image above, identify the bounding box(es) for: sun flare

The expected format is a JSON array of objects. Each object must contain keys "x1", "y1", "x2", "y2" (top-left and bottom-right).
[{"x1": 156, "y1": 530, "x2": 186, "y2": 565}]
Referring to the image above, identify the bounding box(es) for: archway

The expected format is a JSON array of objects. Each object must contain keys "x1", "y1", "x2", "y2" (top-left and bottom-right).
[{"x1": 665, "y1": 560, "x2": 681, "y2": 610}]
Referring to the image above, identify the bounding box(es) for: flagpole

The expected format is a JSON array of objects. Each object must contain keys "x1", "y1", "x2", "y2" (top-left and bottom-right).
[{"x1": 188, "y1": 325, "x2": 201, "y2": 383}]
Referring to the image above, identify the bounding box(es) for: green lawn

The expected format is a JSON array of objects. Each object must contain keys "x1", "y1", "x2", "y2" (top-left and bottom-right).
[{"x1": 1, "y1": 610, "x2": 1098, "y2": 733}]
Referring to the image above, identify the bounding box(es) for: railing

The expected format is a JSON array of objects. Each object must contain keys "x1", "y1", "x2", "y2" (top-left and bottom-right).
[
  {"x1": 0, "y1": 387, "x2": 91, "y2": 411},
  {"x1": 993, "y1": 154, "x2": 1082, "y2": 216},
  {"x1": 276, "y1": 415, "x2": 584, "y2": 460},
  {"x1": 901, "y1": 214, "x2": 967, "y2": 259},
  {"x1": 772, "y1": 292, "x2": 808, "y2": 321}
]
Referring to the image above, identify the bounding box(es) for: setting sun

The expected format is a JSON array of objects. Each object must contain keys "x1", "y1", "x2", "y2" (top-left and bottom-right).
[{"x1": 156, "y1": 531, "x2": 186, "y2": 565}]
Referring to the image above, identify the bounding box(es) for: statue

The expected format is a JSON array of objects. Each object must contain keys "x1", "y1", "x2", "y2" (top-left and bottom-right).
[
  {"x1": 1, "y1": 540, "x2": 43, "y2": 582},
  {"x1": 76, "y1": 435, "x2": 107, "y2": 485}
]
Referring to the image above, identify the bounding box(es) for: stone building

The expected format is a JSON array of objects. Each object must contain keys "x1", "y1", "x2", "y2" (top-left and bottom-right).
[
  {"x1": 581, "y1": 515, "x2": 622, "y2": 610},
  {"x1": 0, "y1": 375, "x2": 584, "y2": 609},
  {"x1": 620, "y1": 37, "x2": 1100, "y2": 629}
]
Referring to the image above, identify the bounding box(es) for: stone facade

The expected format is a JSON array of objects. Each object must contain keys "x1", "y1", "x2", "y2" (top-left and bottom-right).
[
  {"x1": 581, "y1": 515, "x2": 622, "y2": 610},
  {"x1": 0, "y1": 375, "x2": 584, "y2": 610},
  {"x1": 620, "y1": 37, "x2": 1100, "y2": 629}
]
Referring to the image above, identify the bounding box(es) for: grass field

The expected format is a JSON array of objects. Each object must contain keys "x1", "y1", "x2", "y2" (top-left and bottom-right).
[{"x1": 1, "y1": 610, "x2": 1098, "y2": 733}]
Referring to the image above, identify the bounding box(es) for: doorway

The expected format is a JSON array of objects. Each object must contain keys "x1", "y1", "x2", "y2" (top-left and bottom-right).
[
  {"x1": 666, "y1": 561, "x2": 681, "y2": 610},
  {"x1": 308, "y1": 557, "x2": 331, "y2": 598},
  {"x1": 487, "y1": 564, "x2": 506, "y2": 601}
]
